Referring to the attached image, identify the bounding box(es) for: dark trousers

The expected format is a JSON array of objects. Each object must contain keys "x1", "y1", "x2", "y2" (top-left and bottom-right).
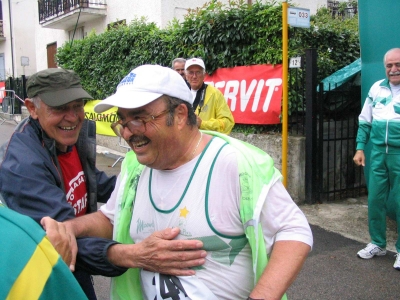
[{"x1": 74, "y1": 269, "x2": 97, "y2": 300}]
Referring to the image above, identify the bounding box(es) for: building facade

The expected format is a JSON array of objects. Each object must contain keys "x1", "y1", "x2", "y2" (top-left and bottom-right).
[
  {"x1": 0, "y1": 0, "x2": 345, "y2": 77},
  {"x1": 0, "y1": 0, "x2": 37, "y2": 80}
]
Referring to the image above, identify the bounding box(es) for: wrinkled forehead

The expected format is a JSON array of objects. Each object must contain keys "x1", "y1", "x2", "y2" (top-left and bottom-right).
[{"x1": 174, "y1": 61, "x2": 185, "y2": 67}]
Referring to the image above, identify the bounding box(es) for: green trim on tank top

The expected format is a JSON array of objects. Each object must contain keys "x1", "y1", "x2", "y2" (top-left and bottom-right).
[
  {"x1": 205, "y1": 141, "x2": 246, "y2": 239},
  {"x1": 148, "y1": 136, "x2": 215, "y2": 213}
]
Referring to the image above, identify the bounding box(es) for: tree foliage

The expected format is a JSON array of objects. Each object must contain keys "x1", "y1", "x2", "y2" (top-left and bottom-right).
[{"x1": 56, "y1": 0, "x2": 359, "y2": 118}]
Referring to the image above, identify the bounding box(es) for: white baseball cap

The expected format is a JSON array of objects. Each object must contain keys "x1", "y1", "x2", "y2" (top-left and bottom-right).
[
  {"x1": 185, "y1": 58, "x2": 205, "y2": 70},
  {"x1": 94, "y1": 65, "x2": 193, "y2": 113}
]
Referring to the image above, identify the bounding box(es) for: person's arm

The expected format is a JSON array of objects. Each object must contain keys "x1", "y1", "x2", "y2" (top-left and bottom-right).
[
  {"x1": 1, "y1": 133, "x2": 128, "y2": 276},
  {"x1": 0, "y1": 133, "x2": 77, "y2": 223},
  {"x1": 353, "y1": 94, "x2": 373, "y2": 167},
  {"x1": 249, "y1": 241, "x2": 310, "y2": 299},
  {"x1": 251, "y1": 180, "x2": 313, "y2": 299},
  {"x1": 64, "y1": 211, "x2": 207, "y2": 276},
  {"x1": 355, "y1": 86, "x2": 376, "y2": 153}
]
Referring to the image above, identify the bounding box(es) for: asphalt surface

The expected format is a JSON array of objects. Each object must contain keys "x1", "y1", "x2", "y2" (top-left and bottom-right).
[{"x1": 1, "y1": 118, "x2": 400, "y2": 299}]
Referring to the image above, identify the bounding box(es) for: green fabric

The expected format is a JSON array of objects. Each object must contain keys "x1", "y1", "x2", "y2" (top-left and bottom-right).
[
  {"x1": 112, "y1": 131, "x2": 286, "y2": 299},
  {"x1": 111, "y1": 151, "x2": 143, "y2": 300},
  {"x1": 320, "y1": 58, "x2": 361, "y2": 92},
  {"x1": 367, "y1": 148, "x2": 400, "y2": 252},
  {"x1": 203, "y1": 131, "x2": 285, "y2": 300},
  {"x1": 0, "y1": 205, "x2": 86, "y2": 300},
  {"x1": 358, "y1": 0, "x2": 400, "y2": 187}
]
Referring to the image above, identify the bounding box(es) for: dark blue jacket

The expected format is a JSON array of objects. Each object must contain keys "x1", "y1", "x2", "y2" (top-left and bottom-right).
[{"x1": 0, "y1": 117, "x2": 126, "y2": 297}]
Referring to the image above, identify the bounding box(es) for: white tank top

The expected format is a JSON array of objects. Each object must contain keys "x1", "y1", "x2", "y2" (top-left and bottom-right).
[{"x1": 130, "y1": 137, "x2": 253, "y2": 299}]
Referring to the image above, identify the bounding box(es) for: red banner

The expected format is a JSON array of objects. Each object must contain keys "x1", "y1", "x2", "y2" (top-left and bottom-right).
[
  {"x1": 205, "y1": 64, "x2": 282, "y2": 124},
  {"x1": 0, "y1": 81, "x2": 5, "y2": 104}
]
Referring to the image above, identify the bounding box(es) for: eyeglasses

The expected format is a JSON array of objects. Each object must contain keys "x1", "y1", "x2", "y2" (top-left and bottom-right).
[
  {"x1": 111, "y1": 109, "x2": 169, "y2": 136},
  {"x1": 186, "y1": 70, "x2": 204, "y2": 77}
]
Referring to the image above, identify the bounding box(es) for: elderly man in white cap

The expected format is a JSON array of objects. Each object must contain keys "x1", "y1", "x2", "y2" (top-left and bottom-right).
[
  {"x1": 60, "y1": 64, "x2": 312, "y2": 300},
  {"x1": 185, "y1": 57, "x2": 235, "y2": 134}
]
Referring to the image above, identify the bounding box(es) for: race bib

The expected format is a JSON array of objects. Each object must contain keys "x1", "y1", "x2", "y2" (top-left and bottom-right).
[{"x1": 141, "y1": 270, "x2": 218, "y2": 300}]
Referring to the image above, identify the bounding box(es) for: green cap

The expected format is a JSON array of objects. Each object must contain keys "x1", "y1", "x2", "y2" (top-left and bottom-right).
[{"x1": 27, "y1": 68, "x2": 93, "y2": 106}]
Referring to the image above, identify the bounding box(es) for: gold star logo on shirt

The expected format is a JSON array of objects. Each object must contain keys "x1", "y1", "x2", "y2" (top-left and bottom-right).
[{"x1": 180, "y1": 206, "x2": 190, "y2": 218}]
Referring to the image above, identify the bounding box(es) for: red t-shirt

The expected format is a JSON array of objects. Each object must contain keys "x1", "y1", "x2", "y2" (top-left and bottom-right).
[{"x1": 58, "y1": 146, "x2": 88, "y2": 217}]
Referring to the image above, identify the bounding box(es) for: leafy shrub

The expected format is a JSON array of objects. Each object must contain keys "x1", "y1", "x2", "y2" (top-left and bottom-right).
[{"x1": 56, "y1": 0, "x2": 359, "y2": 133}]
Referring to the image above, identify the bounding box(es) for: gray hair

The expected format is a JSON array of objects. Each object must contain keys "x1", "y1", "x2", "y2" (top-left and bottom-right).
[
  {"x1": 171, "y1": 58, "x2": 186, "y2": 68},
  {"x1": 163, "y1": 95, "x2": 197, "y2": 127},
  {"x1": 26, "y1": 96, "x2": 42, "y2": 108},
  {"x1": 383, "y1": 48, "x2": 400, "y2": 65}
]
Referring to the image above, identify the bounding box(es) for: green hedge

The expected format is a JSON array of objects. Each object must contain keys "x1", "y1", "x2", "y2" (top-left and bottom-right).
[{"x1": 57, "y1": 0, "x2": 359, "y2": 132}]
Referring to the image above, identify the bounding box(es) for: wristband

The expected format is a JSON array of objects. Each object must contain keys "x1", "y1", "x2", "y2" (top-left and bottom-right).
[{"x1": 247, "y1": 297, "x2": 264, "y2": 300}]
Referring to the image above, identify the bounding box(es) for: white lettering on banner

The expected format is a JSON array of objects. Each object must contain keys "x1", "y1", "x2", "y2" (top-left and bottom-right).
[
  {"x1": 214, "y1": 81, "x2": 226, "y2": 89},
  {"x1": 263, "y1": 78, "x2": 283, "y2": 112},
  {"x1": 240, "y1": 80, "x2": 258, "y2": 112},
  {"x1": 207, "y1": 78, "x2": 282, "y2": 113},
  {"x1": 252, "y1": 80, "x2": 265, "y2": 112},
  {"x1": 224, "y1": 80, "x2": 239, "y2": 111}
]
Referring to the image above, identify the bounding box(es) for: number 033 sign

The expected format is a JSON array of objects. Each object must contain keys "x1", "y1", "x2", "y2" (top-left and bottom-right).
[{"x1": 288, "y1": 7, "x2": 310, "y2": 28}]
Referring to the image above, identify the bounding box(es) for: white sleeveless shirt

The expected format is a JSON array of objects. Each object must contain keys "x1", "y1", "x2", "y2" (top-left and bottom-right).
[{"x1": 130, "y1": 137, "x2": 253, "y2": 299}]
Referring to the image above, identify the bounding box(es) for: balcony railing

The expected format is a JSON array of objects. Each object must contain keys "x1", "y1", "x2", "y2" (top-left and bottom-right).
[
  {"x1": 39, "y1": 0, "x2": 107, "y2": 27},
  {"x1": 327, "y1": 0, "x2": 358, "y2": 18}
]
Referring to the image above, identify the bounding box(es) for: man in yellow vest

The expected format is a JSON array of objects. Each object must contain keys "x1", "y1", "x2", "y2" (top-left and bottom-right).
[{"x1": 185, "y1": 57, "x2": 235, "y2": 134}]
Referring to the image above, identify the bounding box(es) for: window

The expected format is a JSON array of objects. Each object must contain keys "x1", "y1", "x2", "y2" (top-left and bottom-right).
[{"x1": 69, "y1": 27, "x2": 85, "y2": 41}]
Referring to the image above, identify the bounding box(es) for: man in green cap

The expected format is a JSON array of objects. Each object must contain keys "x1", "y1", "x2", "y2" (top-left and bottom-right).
[{"x1": 0, "y1": 68, "x2": 206, "y2": 299}]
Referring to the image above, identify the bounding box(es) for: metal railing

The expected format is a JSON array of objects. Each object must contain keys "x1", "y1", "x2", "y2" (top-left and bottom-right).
[
  {"x1": 287, "y1": 49, "x2": 366, "y2": 203},
  {"x1": 39, "y1": 0, "x2": 107, "y2": 23},
  {"x1": 0, "y1": 90, "x2": 25, "y2": 125},
  {"x1": 327, "y1": 0, "x2": 358, "y2": 18}
]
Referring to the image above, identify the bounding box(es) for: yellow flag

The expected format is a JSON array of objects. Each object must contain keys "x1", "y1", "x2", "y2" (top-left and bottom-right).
[{"x1": 84, "y1": 100, "x2": 117, "y2": 136}]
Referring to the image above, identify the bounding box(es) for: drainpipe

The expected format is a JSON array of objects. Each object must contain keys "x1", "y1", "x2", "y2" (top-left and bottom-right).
[{"x1": 8, "y1": 0, "x2": 14, "y2": 77}]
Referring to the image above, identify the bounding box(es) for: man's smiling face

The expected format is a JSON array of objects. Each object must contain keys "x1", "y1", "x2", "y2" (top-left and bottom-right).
[
  {"x1": 29, "y1": 99, "x2": 85, "y2": 152},
  {"x1": 385, "y1": 49, "x2": 400, "y2": 86}
]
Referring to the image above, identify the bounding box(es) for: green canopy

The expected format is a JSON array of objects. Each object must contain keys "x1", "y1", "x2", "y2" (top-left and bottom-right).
[{"x1": 320, "y1": 58, "x2": 361, "y2": 91}]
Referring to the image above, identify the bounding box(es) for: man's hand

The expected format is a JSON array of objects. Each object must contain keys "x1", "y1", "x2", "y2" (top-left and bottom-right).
[
  {"x1": 353, "y1": 150, "x2": 365, "y2": 166},
  {"x1": 40, "y1": 217, "x2": 77, "y2": 272},
  {"x1": 107, "y1": 227, "x2": 206, "y2": 276}
]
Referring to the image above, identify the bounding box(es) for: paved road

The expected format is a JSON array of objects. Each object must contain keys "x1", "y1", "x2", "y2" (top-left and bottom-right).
[{"x1": 1, "y1": 119, "x2": 400, "y2": 299}]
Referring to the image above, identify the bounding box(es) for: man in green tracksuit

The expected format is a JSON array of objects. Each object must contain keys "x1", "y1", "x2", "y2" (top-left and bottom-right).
[{"x1": 354, "y1": 48, "x2": 400, "y2": 269}]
